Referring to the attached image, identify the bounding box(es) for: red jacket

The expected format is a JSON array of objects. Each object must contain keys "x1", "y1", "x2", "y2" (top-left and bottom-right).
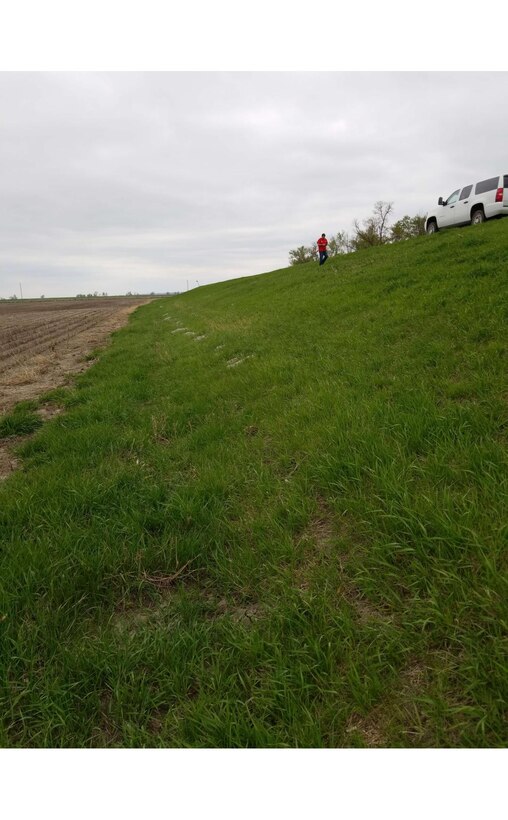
[{"x1": 317, "y1": 237, "x2": 328, "y2": 251}]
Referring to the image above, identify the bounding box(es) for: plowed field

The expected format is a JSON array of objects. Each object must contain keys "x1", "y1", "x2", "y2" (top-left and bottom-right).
[{"x1": 0, "y1": 297, "x2": 150, "y2": 413}]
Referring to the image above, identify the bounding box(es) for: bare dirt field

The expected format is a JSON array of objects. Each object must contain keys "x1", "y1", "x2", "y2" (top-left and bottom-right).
[{"x1": 0, "y1": 296, "x2": 152, "y2": 415}]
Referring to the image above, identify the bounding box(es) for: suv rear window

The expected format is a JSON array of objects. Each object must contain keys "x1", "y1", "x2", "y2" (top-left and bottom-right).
[
  {"x1": 504, "y1": 175, "x2": 508, "y2": 188},
  {"x1": 475, "y1": 176, "x2": 500, "y2": 195}
]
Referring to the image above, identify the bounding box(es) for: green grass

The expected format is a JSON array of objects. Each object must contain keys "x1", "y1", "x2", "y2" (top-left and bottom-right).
[
  {"x1": 0, "y1": 402, "x2": 43, "y2": 439},
  {"x1": 1, "y1": 220, "x2": 507, "y2": 747}
]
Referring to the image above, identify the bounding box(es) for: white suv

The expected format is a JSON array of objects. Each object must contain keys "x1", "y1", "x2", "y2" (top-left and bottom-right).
[{"x1": 425, "y1": 174, "x2": 508, "y2": 234}]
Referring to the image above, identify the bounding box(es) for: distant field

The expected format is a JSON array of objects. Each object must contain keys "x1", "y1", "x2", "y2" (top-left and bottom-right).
[{"x1": 0, "y1": 297, "x2": 150, "y2": 414}]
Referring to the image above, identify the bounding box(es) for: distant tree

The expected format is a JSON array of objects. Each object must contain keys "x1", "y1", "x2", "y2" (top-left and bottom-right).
[
  {"x1": 40, "y1": 294, "x2": 45, "y2": 299},
  {"x1": 328, "y1": 230, "x2": 354, "y2": 256},
  {"x1": 352, "y1": 201, "x2": 394, "y2": 250},
  {"x1": 9, "y1": 294, "x2": 18, "y2": 300},
  {"x1": 101, "y1": 291, "x2": 108, "y2": 297},
  {"x1": 327, "y1": 237, "x2": 339, "y2": 256},
  {"x1": 351, "y1": 219, "x2": 378, "y2": 249},
  {"x1": 76, "y1": 294, "x2": 86, "y2": 298},
  {"x1": 308, "y1": 242, "x2": 318, "y2": 262},
  {"x1": 372, "y1": 200, "x2": 394, "y2": 243},
  {"x1": 390, "y1": 214, "x2": 426, "y2": 242},
  {"x1": 289, "y1": 244, "x2": 316, "y2": 265}
]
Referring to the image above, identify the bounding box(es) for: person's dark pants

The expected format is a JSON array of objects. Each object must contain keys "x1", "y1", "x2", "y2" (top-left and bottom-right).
[{"x1": 319, "y1": 251, "x2": 328, "y2": 266}]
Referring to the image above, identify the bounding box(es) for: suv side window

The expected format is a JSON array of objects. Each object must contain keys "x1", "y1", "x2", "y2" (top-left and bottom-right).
[
  {"x1": 475, "y1": 177, "x2": 500, "y2": 195},
  {"x1": 459, "y1": 185, "x2": 473, "y2": 200},
  {"x1": 504, "y1": 175, "x2": 508, "y2": 188},
  {"x1": 446, "y1": 190, "x2": 460, "y2": 205}
]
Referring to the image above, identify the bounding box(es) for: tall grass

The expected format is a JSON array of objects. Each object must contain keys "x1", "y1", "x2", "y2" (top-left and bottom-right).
[{"x1": 1, "y1": 220, "x2": 507, "y2": 747}]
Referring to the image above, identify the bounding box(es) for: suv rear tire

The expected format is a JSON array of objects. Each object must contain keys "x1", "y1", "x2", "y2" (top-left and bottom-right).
[
  {"x1": 471, "y1": 208, "x2": 485, "y2": 225},
  {"x1": 426, "y1": 220, "x2": 438, "y2": 234}
]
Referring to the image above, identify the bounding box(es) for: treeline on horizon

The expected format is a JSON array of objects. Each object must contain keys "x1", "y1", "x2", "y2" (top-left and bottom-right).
[
  {"x1": 0, "y1": 291, "x2": 180, "y2": 302},
  {"x1": 289, "y1": 201, "x2": 426, "y2": 265}
]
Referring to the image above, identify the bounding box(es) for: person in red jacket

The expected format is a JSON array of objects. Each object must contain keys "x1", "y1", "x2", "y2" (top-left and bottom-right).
[{"x1": 317, "y1": 233, "x2": 328, "y2": 266}]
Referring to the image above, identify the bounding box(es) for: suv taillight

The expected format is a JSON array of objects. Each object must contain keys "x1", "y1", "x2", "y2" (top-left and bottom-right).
[{"x1": 495, "y1": 187, "x2": 503, "y2": 202}]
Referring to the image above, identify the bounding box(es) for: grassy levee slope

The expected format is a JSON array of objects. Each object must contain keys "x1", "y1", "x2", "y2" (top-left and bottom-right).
[{"x1": 1, "y1": 221, "x2": 507, "y2": 747}]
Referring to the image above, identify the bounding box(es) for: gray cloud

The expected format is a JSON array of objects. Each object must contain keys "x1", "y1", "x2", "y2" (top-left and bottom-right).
[{"x1": 1, "y1": 71, "x2": 507, "y2": 297}]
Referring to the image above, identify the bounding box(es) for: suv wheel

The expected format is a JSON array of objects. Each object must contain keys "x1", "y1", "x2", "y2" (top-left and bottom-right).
[
  {"x1": 426, "y1": 220, "x2": 438, "y2": 234},
  {"x1": 471, "y1": 208, "x2": 485, "y2": 225}
]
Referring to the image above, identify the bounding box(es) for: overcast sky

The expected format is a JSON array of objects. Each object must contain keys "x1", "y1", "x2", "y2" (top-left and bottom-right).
[{"x1": 1, "y1": 71, "x2": 507, "y2": 298}]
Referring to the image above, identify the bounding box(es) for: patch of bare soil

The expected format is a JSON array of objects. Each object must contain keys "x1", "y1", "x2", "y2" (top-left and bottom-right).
[
  {"x1": 36, "y1": 404, "x2": 65, "y2": 421},
  {"x1": 293, "y1": 500, "x2": 374, "y2": 616},
  {"x1": 344, "y1": 657, "x2": 439, "y2": 747},
  {"x1": 213, "y1": 597, "x2": 264, "y2": 624},
  {"x1": 345, "y1": 710, "x2": 386, "y2": 747},
  {"x1": 0, "y1": 297, "x2": 151, "y2": 415}
]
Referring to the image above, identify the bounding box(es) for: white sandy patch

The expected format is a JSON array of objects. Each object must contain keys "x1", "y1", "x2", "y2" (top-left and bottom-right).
[{"x1": 226, "y1": 355, "x2": 254, "y2": 368}]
